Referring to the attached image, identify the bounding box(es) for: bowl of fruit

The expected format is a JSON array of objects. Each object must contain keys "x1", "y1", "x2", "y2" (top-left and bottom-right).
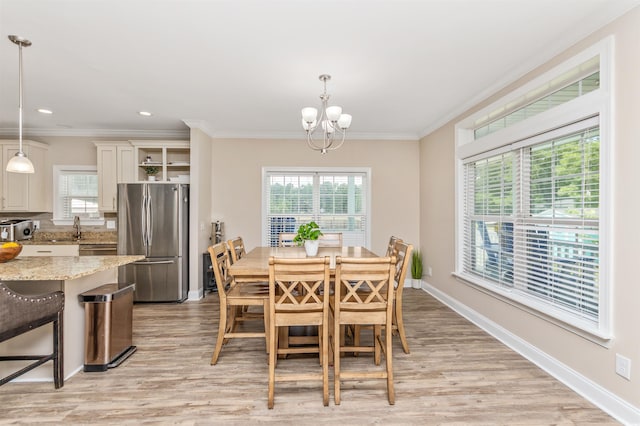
[{"x1": 0, "y1": 242, "x2": 22, "y2": 262}]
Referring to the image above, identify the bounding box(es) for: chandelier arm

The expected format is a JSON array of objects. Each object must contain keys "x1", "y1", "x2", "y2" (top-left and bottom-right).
[{"x1": 327, "y1": 132, "x2": 346, "y2": 151}]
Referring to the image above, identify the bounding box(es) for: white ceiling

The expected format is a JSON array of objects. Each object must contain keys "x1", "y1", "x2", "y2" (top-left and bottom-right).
[{"x1": 1, "y1": 0, "x2": 638, "y2": 140}]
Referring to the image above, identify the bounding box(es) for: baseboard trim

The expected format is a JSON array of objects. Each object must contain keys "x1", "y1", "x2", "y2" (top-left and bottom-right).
[
  {"x1": 188, "y1": 289, "x2": 203, "y2": 301},
  {"x1": 422, "y1": 282, "x2": 640, "y2": 425}
]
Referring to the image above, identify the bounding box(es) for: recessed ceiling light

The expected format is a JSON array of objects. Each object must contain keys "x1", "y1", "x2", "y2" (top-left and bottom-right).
[
  {"x1": 138, "y1": 111, "x2": 152, "y2": 117},
  {"x1": 37, "y1": 108, "x2": 53, "y2": 114}
]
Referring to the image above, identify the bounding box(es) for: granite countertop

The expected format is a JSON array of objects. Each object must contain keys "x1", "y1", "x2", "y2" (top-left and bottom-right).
[{"x1": 0, "y1": 255, "x2": 144, "y2": 281}]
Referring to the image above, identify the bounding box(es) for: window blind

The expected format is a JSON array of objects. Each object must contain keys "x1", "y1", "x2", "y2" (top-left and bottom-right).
[
  {"x1": 58, "y1": 171, "x2": 100, "y2": 219},
  {"x1": 462, "y1": 124, "x2": 600, "y2": 323},
  {"x1": 264, "y1": 171, "x2": 367, "y2": 247}
]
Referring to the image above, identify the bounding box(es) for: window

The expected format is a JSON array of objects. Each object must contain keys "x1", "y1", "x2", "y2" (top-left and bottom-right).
[
  {"x1": 263, "y1": 168, "x2": 370, "y2": 247},
  {"x1": 53, "y1": 165, "x2": 104, "y2": 225},
  {"x1": 455, "y1": 39, "x2": 611, "y2": 338}
]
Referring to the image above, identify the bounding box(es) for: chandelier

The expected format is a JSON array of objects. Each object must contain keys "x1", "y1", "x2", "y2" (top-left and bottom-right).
[
  {"x1": 7, "y1": 35, "x2": 35, "y2": 173},
  {"x1": 301, "y1": 74, "x2": 352, "y2": 154}
]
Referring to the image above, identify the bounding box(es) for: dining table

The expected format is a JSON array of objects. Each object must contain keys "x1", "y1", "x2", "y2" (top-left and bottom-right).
[{"x1": 228, "y1": 245, "x2": 379, "y2": 280}]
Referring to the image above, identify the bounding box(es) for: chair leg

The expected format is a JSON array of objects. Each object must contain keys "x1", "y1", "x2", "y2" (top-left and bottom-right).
[
  {"x1": 268, "y1": 324, "x2": 277, "y2": 409},
  {"x1": 211, "y1": 302, "x2": 228, "y2": 365},
  {"x1": 395, "y1": 299, "x2": 410, "y2": 354},
  {"x1": 385, "y1": 321, "x2": 395, "y2": 405},
  {"x1": 373, "y1": 325, "x2": 381, "y2": 366},
  {"x1": 321, "y1": 321, "x2": 329, "y2": 406},
  {"x1": 334, "y1": 319, "x2": 341, "y2": 405},
  {"x1": 53, "y1": 314, "x2": 64, "y2": 389},
  {"x1": 262, "y1": 300, "x2": 269, "y2": 354}
]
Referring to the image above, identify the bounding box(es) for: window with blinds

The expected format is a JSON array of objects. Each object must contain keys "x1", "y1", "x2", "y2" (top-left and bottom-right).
[
  {"x1": 462, "y1": 124, "x2": 600, "y2": 324},
  {"x1": 54, "y1": 167, "x2": 101, "y2": 221},
  {"x1": 263, "y1": 169, "x2": 368, "y2": 247}
]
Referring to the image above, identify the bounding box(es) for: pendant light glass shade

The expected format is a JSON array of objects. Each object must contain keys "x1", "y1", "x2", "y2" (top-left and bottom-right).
[
  {"x1": 7, "y1": 35, "x2": 35, "y2": 174},
  {"x1": 6, "y1": 152, "x2": 35, "y2": 173}
]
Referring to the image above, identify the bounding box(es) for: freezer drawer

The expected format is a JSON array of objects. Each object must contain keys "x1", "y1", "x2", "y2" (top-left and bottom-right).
[{"x1": 118, "y1": 257, "x2": 186, "y2": 302}]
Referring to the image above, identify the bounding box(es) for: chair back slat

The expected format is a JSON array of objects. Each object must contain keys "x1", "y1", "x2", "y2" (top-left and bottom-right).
[
  {"x1": 227, "y1": 237, "x2": 247, "y2": 264},
  {"x1": 393, "y1": 241, "x2": 413, "y2": 289},
  {"x1": 386, "y1": 235, "x2": 403, "y2": 257},
  {"x1": 208, "y1": 243, "x2": 233, "y2": 298},
  {"x1": 334, "y1": 256, "x2": 395, "y2": 312},
  {"x1": 269, "y1": 257, "x2": 330, "y2": 314},
  {"x1": 278, "y1": 232, "x2": 297, "y2": 247},
  {"x1": 318, "y1": 233, "x2": 343, "y2": 247}
]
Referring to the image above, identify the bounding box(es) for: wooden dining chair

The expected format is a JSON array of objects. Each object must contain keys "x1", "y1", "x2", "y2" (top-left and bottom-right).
[
  {"x1": 390, "y1": 241, "x2": 413, "y2": 353},
  {"x1": 278, "y1": 232, "x2": 297, "y2": 247},
  {"x1": 267, "y1": 256, "x2": 331, "y2": 409},
  {"x1": 332, "y1": 256, "x2": 396, "y2": 405},
  {"x1": 208, "y1": 242, "x2": 269, "y2": 365},
  {"x1": 227, "y1": 237, "x2": 247, "y2": 264},
  {"x1": 354, "y1": 240, "x2": 413, "y2": 354},
  {"x1": 318, "y1": 232, "x2": 343, "y2": 247},
  {"x1": 385, "y1": 235, "x2": 402, "y2": 257}
]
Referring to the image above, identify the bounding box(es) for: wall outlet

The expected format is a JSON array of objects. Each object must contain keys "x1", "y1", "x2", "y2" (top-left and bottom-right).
[
  {"x1": 106, "y1": 220, "x2": 116, "y2": 229},
  {"x1": 33, "y1": 220, "x2": 40, "y2": 230},
  {"x1": 427, "y1": 266, "x2": 433, "y2": 277},
  {"x1": 615, "y1": 353, "x2": 631, "y2": 380}
]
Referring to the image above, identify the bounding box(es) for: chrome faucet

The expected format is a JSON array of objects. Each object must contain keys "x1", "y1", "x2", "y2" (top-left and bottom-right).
[{"x1": 73, "y1": 216, "x2": 81, "y2": 240}]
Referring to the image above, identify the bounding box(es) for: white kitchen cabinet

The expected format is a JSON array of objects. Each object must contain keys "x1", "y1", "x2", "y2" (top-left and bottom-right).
[
  {"x1": 19, "y1": 244, "x2": 79, "y2": 257},
  {"x1": 130, "y1": 140, "x2": 190, "y2": 182},
  {"x1": 95, "y1": 141, "x2": 134, "y2": 212},
  {"x1": 0, "y1": 140, "x2": 50, "y2": 212}
]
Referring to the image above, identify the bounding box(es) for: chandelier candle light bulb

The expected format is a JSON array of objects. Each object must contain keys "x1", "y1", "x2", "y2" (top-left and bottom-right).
[{"x1": 301, "y1": 74, "x2": 352, "y2": 154}]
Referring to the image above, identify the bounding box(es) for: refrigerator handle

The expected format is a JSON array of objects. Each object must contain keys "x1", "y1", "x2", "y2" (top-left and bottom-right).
[
  {"x1": 147, "y1": 187, "x2": 153, "y2": 247},
  {"x1": 141, "y1": 190, "x2": 148, "y2": 247}
]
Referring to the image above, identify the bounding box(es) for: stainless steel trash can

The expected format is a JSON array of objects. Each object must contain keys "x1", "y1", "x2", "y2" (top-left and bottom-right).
[{"x1": 79, "y1": 283, "x2": 137, "y2": 372}]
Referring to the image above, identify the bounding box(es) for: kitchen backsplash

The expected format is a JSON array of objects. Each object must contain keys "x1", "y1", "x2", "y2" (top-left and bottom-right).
[{"x1": 0, "y1": 212, "x2": 118, "y2": 234}]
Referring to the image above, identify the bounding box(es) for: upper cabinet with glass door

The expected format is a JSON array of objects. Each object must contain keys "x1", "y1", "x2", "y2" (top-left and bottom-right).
[{"x1": 130, "y1": 140, "x2": 190, "y2": 183}]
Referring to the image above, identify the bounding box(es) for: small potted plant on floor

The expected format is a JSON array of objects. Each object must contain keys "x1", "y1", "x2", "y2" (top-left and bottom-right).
[
  {"x1": 411, "y1": 250, "x2": 423, "y2": 289},
  {"x1": 293, "y1": 221, "x2": 323, "y2": 256},
  {"x1": 144, "y1": 166, "x2": 160, "y2": 181}
]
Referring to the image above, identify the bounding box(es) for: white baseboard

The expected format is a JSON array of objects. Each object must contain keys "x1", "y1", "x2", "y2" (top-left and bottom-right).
[
  {"x1": 422, "y1": 282, "x2": 640, "y2": 425},
  {"x1": 188, "y1": 288, "x2": 203, "y2": 301}
]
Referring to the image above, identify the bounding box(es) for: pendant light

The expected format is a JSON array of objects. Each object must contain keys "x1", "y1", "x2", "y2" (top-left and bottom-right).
[{"x1": 6, "y1": 35, "x2": 35, "y2": 174}]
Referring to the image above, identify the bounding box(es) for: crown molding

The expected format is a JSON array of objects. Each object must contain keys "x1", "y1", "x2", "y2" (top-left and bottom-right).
[
  {"x1": 182, "y1": 119, "x2": 215, "y2": 138},
  {"x1": 0, "y1": 127, "x2": 190, "y2": 139},
  {"x1": 0, "y1": 126, "x2": 417, "y2": 141},
  {"x1": 208, "y1": 130, "x2": 419, "y2": 141}
]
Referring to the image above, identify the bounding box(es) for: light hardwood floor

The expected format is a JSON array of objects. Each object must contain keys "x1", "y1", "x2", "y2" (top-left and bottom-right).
[{"x1": 0, "y1": 289, "x2": 616, "y2": 424}]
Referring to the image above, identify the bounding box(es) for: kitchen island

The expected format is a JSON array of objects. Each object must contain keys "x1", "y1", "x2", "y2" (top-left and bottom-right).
[{"x1": 0, "y1": 255, "x2": 144, "y2": 383}]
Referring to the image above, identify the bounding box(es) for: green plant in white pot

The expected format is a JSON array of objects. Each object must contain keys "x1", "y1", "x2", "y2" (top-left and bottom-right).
[
  {"x1": 293, "y1": 221, "x2": 323, "y2": 256},
  {"x1": 411, "y1": 250, "x2": 423, "y2": 289},
  {"x1": 144, "y1": 166, "x2": 160, "y2": 181}
]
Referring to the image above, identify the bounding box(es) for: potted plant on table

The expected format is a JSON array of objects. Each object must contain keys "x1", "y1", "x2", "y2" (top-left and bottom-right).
[
  {"x1": 293, "y1": 221, "x2": 323, "y2": 256},
  {"x1": 144, "y1": 166, "x2": 160, "y2": 181},
  {"x1": 411, "y1": 250, "x2": 423, "y2": 289}
]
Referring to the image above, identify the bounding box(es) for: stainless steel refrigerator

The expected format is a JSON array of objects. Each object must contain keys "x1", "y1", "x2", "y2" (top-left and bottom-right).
[{"x1": 117, "y1": 183, "x2": 189, "y2": 302}]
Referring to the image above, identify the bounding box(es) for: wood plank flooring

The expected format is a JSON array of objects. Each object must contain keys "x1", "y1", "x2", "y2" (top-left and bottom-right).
[{"x1": 0, "y1": 289, "x2": 616, "y2": 424}]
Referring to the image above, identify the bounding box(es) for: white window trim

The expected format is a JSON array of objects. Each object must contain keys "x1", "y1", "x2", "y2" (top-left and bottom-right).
[
  {"x1": 454, "y1": 37, "x2": 613, "y2": 340},
  {"x1": 52, "y1": 165, "x2": 105, "y2": 226},
  {"x1": 261, "y1": 167, "x2": 372, "y2": 248}
]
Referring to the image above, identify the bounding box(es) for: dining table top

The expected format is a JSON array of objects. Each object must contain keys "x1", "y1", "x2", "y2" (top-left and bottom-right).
[{"x1": 229, "y1": 246, "x2": 379, "y2": 278}]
